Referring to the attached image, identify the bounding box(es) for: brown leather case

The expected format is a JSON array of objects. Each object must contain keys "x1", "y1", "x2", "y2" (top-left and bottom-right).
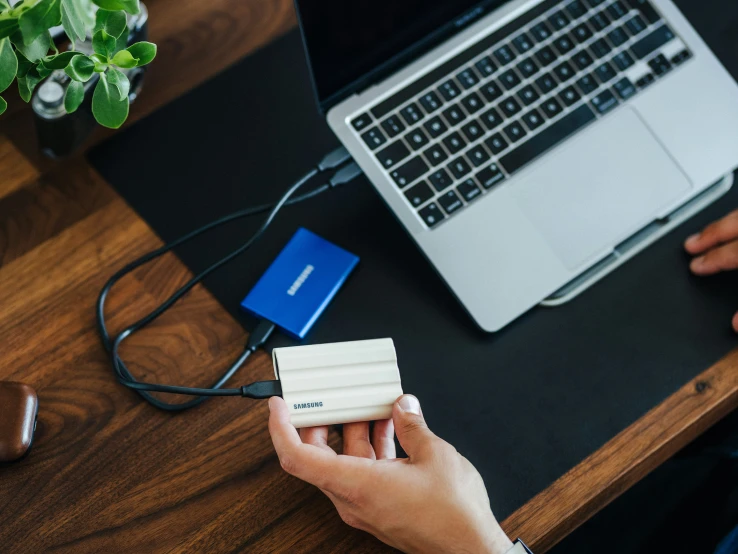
[{"x1": 0, "y1": 382, "x2": 38, "y2": 463}]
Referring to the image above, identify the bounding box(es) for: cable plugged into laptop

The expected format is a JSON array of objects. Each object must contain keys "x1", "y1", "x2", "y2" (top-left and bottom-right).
[{"x1": 96, "y1": 146, "x2": 365, "y2": 412}]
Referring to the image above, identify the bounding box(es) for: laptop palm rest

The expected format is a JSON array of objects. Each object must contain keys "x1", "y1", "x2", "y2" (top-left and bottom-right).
[{"x1": 512, "y1": 107, "x2": 692, "y2": 271}]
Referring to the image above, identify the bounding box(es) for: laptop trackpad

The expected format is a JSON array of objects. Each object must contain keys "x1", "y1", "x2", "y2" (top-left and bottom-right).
[{"x1": 512, "y1": 108, "x2": 692, "y2": 270}]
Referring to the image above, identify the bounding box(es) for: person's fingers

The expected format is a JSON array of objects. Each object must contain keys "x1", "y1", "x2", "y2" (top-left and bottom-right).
[
  {"x1": 371, "y1": 419, "x2": 396, "y2": 460},
  {"x1": 690, "y1": 241, "x2": 738, "y2": 275},
  {"x1": 300, "y1": 426, "x2": 333, "y2": 454},
  {"x1": 342, "y1": 422, "x2": 376, "y2": 459},
  {"x1": 685, "y1": 211, "x2": 738, "y2": 255},
  {"x1": 392, "y1": 395, "x2": 439, "y2": 461},
  {"x1": 268, "y1": 397, "x2": 368, "y2": 494},
  {"x1": 732, "y1": 311, "x2": 738, "y2": 334}
]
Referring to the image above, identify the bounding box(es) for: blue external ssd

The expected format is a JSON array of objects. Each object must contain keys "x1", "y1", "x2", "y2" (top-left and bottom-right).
[{"x1": 241, "y1": 228, "x2": 359, "y2": 339}]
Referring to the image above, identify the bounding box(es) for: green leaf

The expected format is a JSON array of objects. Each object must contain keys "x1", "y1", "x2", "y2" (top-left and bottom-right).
[
  {"x1": 126, "y1": 41, "x2": 155, "y2": 66},
  {"x1": 94, "y1": 8, "x2": 125, "y2": 38},
  {"x1": 0, "y1": 18, "x2": 19, "y2": 40},
  {"x1": 41, "y1": 49, "x2": 82, "y2": 69},
  {"x1": 18, "y1": 0, "x2": 61, "y2": 45},
  {"x1": 0, "y1": 36, "x2": 16, "y2": 93},
  {"x1": 15, "y1": 49, "x2": 31, "y2": 77},
  {"x1": 92, "y1": 71, "x2": 128, "y2": 128},
  {"x1": 0, "y1": 95, "x2": 6, "y2": 115},
  {"x1": 61, "y1": 0, "x2": 93, "y2": 43},
  {"x1": 64, "y1": 78, "x2": 83, "y2": 112},
  {"x1": 17, "y1": 70, "x2": 40, "y2": 102},
  {"x1": 64, "y1": 52, "x2": 94, "y2": 81},
  {"x1": 12, "y1": 29, "x2": 51, "y2": 62},
  {"x1": 106, "y1": 66, "x2": 127, "y2": 100},
  {"x1": 113, "y1": 22, "x2": 126, "y2": 54},
  {"x1": 92, "y1": 29, "x2": 115, "y2": 58},
  {"x1": 110, "y1": 48, "x2": 135, "y2": 68},
  {"x1": 92, "y1": 0, "x2": 139, "y2": 15}
]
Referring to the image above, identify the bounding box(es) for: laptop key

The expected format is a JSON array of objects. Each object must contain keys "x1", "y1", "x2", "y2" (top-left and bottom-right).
[
  {"x1": 438, "y1": 190, "x2": 464, "y2": 215},
  {"x1": 352, "y1": 114, "x2": 372, "y2": 131},
  {"x1": 590, "y1": 38, "x2": 612, "y2": 59},
  {"x1": 461, "y1": 92, "x2": 485, "y2": 114},
  {"x1": 481, "y1": 81, "x2": 504, "y2": 102},
  {"x1": 361, "y1": 127, "x2": 387, "y2": 150},
  {"x1": 613, "y1": 51, "x2": 635, "y2": 71},
  {"x1": 542, "y1": 97, "x2": 564, "y2": 118},
  {"x1": 607, "y1": 1, "x2": 628, "y2": 20},
  {"x1": 536, "y1": 73, "x2": 558, "y2": 94},
  {"x1": 443, "y1": 104, "x2": 467, "y2": 126},
  {"x1": 572, "y1": 23, "x2": 594, "y2": 43},
  {"x1": 591, "y1": 89, "x2": 619, "y2": 113},
  {"x1": 448, "y1": 157, "x2": 473, "y2": 179},
  {"x1": 518, "y1": 85, "x2": 540, "y2": 106},
  {"x1": 504, "y1": 121, "x2": 528, "y2": 143},
  {"x1": 443, "y1": 132, "x2": 467, "y2": 154},
  {"x1": 461, "y1": 119, "x2": 485, "y2": 141},
  {"x1": 577, "y1": 73, "x2": 599, "y2": 94},
  {"x1": 500, "y1": 69, "x2": 522, "y2": 90},
  {"x1": 589, "y1": 11, "x2": 611, "y2": 31},
  {"x1": 536, "y1": 46, "x2": 557, "y2": 67},
  {"x1": 467, "y1": 145, "x2": 491, "y2": 167},
  {"x1": 671, "y1": 50, "x2": 692, "y2": 66},
  {"x1": 595, "y1": 61, "x2": 618, "y2": 83},
  {"x1": 613, "y1": 77, "x2": 637, "y2": 99},
  {"x1": 418, "y1": 202, "x2": 444, "y2": 227},
  {"x1": 627, "y1": 0, "x2": 661, "y2": 24},
  {"x1": 559, "y1": 85, "x2": 582, "y2": 106},
  {"x1": 648, "y1": 53, "x2": 671, "y2": 76},
  {"x1": 553, "y1": 34, "x2": 576, "y2": 55},
  {"x1": 522, "y1": 109, "x2": 545, "y2": 131},
  {"x1": 549, "y1": 10, "x2": 571, "y2": 30},
  {"x1": 625, "y1": 14, "x2": 647, "y2": 35},
  {"x1": 457, "y1": 68, "x2": 480, "y2": 89},
  {"x1": 573, "y1": 50, "x2": 595, "y2": 70},
  {"x1": 500, "y1": 104, "x2": 596, "y2": 174},
  {"x1": 457, "y1": 179, "x2": 483, "y2": 202},
  {"x1": 438, "y1": 80, "x2": 462, "y2": 101},
  {"x1": 391, "y1": 156, "x2": 429, "y2": 188},
  {"x1": 530, "y1": 21, "x2": 553, "y2": 42},
  {"x1": 636, "y1": 73, "x2": 656, "y2": 88},
  {"x1": 517, "y1": 58, "x2": 540, "y2": 79},
  {"x1": 500, "y1": 97, "x2": 522, "y2": 117},
  {"x1": 585, "y1": 0, "x2": 606, "y2": 6},
  {"x1": 475, "y1": 56, "x2": 498, "y2": 78},
  {"x1": 565, "y1": 0, "x2": 587, "y2": 19},
  {"x1": 554, "y1": 61, "x2": 576, "y2": 83},
  {"x1": 404, "y1": 181, "x2": 434, "y2": 207},
  {"x1": 424, "y1": 116, "x2": 448, "y2": 138},
  {"x1": 512, "y1": 33, "x2": 535, "y2": 54},
  {"x1": 485, "y1": 133, "x2": 509, "y2": 155},
  {"x1": 493, "y1": 44, "x2": 517, "y2": 66},
  {"x1": 480, "y1": 107, "x2": 504, "y2": 130},
  {"x1": 381, "y1": 115, "x2": 406, "y2": 138},
  {"x1": 631, "y1": 25, "x2": 675, "y2": 59},
  {"x1": 423, "y1": 144, "x2": 449, "y2": 167},
  {"x1": 419, "y1": 91, "x2": 444, "y2": 113},
  {"x1": 608, "y1": 26, "x2": 629, "y2": 47},
  {"x1": 406, "y1": 128, "x2": 430, "y2": 150},
  {"x1": 477, "y1": 163, "x2": 506, "y2": 189},
  {"x1": 429, "y1": 168, "x2": 454, "y2": 192},
  {"x1": 376, "y1": 140, "x2": 411, "y2": 169},
  {"x1": 400, "y1": 103, "x2": 424, "y2": 125}
]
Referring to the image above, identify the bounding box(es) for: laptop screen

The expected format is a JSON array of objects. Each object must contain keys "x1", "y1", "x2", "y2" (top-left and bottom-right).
[{"x1": 295, "y1": 0, "x2": 508, "y2": 111}]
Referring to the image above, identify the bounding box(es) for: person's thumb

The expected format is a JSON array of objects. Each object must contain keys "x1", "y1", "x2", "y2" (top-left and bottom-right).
[{"x1": 393, "y1": 395, "x2": 438, "y2": 460}]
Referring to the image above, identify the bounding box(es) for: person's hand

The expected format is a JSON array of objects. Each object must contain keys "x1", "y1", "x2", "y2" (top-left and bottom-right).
[
  {"x1": 685, "y1": 210, "x2": 738, "y2": 331},
  {"x1": 268, "y1": 394, "x2": 513, "y2": 554}
]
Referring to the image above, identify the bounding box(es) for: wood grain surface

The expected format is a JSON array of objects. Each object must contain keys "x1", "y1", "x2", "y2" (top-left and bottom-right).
[{"x1": 0, "y1": 0, "x2": 737, "y2": 553}]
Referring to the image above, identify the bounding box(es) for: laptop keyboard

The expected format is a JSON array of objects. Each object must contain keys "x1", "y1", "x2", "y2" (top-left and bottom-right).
[{"x1": 350, "y1": 0, "x2": 692, "y2": 229}]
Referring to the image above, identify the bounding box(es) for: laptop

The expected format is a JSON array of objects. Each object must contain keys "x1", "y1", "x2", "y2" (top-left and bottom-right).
[{"x1": 294, "y1": 0, "x2": 738, "y2": 332}]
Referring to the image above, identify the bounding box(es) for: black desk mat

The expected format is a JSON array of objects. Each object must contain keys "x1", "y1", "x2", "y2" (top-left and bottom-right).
[{"x1": 89, "y1": 1, "x2": 738, "y2": 520}]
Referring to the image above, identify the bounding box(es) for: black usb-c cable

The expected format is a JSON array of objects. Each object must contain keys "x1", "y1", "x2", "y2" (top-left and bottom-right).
[{"x1": 96, "y1": 147, "x2": 362, "y2": 411}]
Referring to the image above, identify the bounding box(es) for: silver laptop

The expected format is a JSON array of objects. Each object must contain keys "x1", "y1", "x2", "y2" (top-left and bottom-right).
[{"x1": 295, "y1": 0, "x2": 738, "y2": 331}]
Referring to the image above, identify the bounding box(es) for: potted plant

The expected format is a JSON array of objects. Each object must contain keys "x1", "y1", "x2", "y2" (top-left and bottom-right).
[{"x1": 0, "y1": 0, "x2": 156, "y2": 130}]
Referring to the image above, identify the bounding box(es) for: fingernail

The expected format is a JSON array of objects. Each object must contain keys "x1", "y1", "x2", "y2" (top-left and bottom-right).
[
  {"x1": 268, "y1": 397, "x2": 274, "y2": 412},
  {"x1": 686, "y1": 234, "x2": 700, "y2": 246},
  {"x1": 691, "y1": 256, "x2": 705, "y2": 270},
  {"x1": 398, "y1": 395, "x2": 421, "y2": 415}
]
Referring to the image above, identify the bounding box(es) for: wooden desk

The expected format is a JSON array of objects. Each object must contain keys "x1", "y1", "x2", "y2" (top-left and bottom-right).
[{"x1": 1, "y1": 1, "x2": 737, "y2": 552}]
